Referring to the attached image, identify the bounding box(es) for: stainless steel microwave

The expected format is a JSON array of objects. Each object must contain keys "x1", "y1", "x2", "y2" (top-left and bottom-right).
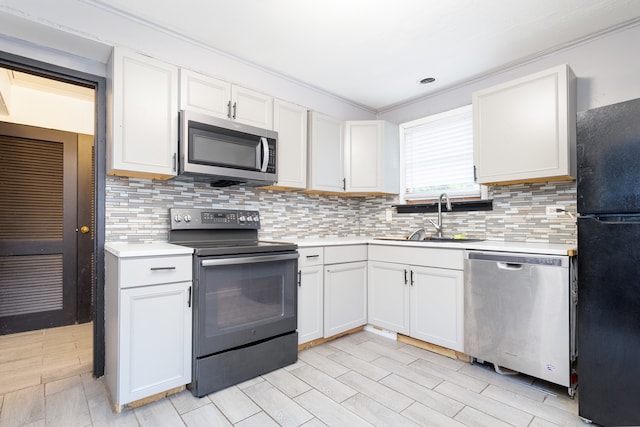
[{"x1": 179, "y1": 110, "x2": 277, "y2": 187}]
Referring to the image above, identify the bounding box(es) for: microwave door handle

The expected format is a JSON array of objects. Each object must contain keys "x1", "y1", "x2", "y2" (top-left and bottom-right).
[{"x1": 260, "y1": 137, "x2": 269, "y2": 172}]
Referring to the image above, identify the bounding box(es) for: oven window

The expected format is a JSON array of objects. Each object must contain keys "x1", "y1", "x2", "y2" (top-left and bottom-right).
[
  {"x1": 199, "y1": 256, "x2": 297, "y2": 347},
  {"x1": 208, "y1": 273, "x2": 283, "y2": 330}
]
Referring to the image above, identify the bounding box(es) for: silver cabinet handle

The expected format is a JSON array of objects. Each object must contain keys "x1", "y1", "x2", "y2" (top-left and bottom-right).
[
  {"x1": 232, "y1": 102, "x2": 237, "y2": 119},
  {"x1": 306, "y1": 254, "x2": 320, "y2": 259},
  {"x1": 227, "y1": 101, "x2": 232, "y2": 119},
  {"x1": 150, "y1": 266, "x2": 176, "y2": 271}
]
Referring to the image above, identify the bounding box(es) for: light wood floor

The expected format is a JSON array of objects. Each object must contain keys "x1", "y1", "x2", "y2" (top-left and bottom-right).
[
  {"x1": 0, "y1": 322, "x2": 93, "y2": 396},
  {"x1": 0, "y1": 327, "x2": 586, "y2": 426}
]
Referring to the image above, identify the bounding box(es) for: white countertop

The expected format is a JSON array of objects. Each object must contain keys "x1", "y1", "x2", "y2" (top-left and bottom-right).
[
  {"x1": 292, "y1": 237, "x2": 372, "y2": 247},
  {"x1": 105, "y1": 238, "x2": 575, "y2": 257},
  {"x1": 104, "y1": 241, "x2": 193, "y2": 257},
  {"x1": 289, "y1": 237, "x2": 575, "y2": 256}
]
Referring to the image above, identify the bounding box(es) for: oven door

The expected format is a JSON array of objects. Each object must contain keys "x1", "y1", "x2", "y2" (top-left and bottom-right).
[{"x1": 194, "y1": 251, "x2": 298, "y2": 357}]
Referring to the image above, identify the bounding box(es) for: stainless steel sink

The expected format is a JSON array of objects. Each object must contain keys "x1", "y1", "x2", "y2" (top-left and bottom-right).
[
  {"x1": 375, "y1": 236, "x2": 485, "y2": 243},
  {"x1": 422, "y1": 236, "x2": 485, "y2": 243}
]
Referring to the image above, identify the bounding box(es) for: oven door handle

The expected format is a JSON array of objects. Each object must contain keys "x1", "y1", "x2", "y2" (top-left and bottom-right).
[{"x1": 200, "y1": 252, "x2": 299, "y2": 267}]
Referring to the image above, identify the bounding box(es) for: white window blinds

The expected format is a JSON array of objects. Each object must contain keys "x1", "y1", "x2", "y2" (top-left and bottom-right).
[{"x1": 401, "y1": 105, "x2": 479, "y2": 200}]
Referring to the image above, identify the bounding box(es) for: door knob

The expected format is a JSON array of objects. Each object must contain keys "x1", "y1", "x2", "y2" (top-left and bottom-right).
[{"x1": 80, "y1": 226, "x2": 90, "y2": 234}]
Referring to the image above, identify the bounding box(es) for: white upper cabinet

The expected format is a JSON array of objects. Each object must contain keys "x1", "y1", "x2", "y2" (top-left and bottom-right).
[
  {"x1": 307, "y1": 111, "x2": 345, "y2": 192},
  {"x1": 308, "y1": 113, "x2": 400, "y2": 195},
  {"x1": 179, "y1": 69, "x2": 273, "y2": 129},
  {"x1": 344, "y1": 120, "x2": 399, "y2": 194},
  {"x1": 472, "y1": 64, "x2": 576, "y2": 185},
  {"x1": 179, "y1": 69, "x2": 230, "y2": 119},
  {"x1": 232, "y1": 86, "x2": 273, "y2": 129},
  {"x1": 108, "y1": 47, "x2": 179, "y2": 179},
  {"x1": 272, "y1": 99, "x2": 307, "y2": 189}
]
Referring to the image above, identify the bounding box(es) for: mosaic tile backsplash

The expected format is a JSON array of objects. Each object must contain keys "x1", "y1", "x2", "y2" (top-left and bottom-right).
[{"x1": 106, "y1": 176, "x2": 577, "y2": 244}]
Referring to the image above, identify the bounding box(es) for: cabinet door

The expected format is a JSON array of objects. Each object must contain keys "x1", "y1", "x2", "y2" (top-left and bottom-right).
[
  {"x1": 179, "y1": 69, "x2": 231, "y2": 119},
  {"x1": 324, "y1": 261, "x2": 367, "y2": 337},
  {"x1": 410, "y1": 266, "x2": 464, "y2": 352},
  {"x1": 308, "y1": 111, "x2": 344, "y2": 192},
  {"x1": 472, "y1": 64, "x2": 575, "y2": 184},
  {"x1": 109, "y1": 48, "x2": 178, "y2": 178},
  {"x1": 344, "y1": 121, "x2": 382, "y2": 192},
  {"x1": 120, "y1": 281, "x2": 192, "y2": 404},
  {"x1": 273, "y1": 99, "x2": 307, "y2": 189},
  {"x1": 297, "y1": 265, "x2": 324, "y2": 344},
  {"x1": 231, "y1": 86, "x2": 273, "y2": 129},
  {"x1": 368, "y1": 261, "x2": 410, "y2": 335}
]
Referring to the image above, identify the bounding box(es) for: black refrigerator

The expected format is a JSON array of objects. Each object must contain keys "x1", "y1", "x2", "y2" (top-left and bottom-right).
[{"x1": 577, "y1": 97, "x2": 640, "y2": 426}]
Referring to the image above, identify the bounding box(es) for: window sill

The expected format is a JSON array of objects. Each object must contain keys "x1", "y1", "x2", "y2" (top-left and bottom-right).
[{"x1": 393, "y1": 199, "x2": 493, "y2": 214}]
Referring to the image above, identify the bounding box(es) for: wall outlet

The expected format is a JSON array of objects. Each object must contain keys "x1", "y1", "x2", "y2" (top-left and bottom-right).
[
  {"x1": 546, "y1": 205, "x2": 564, "y2": 216},
  {"x1": 385, "y1": 210, "x2": 393, "y2": 222}
]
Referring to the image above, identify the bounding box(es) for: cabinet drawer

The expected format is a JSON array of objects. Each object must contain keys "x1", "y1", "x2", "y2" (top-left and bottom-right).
[
  {"x1": 324, "y1": 245, "x2": 367, "y2": 265},
  {"x1": 368, "y1": 245, "x2": 463, "y2": 270},
  {"x1": 119, "y1": 255, "x2": 192, "y2": 288},
  {"x1": 298, "y1": 248, "x2": 324, "y2": 267}
]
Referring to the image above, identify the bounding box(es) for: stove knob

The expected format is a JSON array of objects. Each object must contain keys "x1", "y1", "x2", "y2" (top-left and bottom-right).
[
  {"x1": 239, "y1": 215, "x2": 246, "y2": 223},
  {"x1": 252, "y1": 215, "x2": 260, "y2": 222},
  {"x1": 184, "y1": 214, "x2": 192, "y2": 223},
  {"x1": 174, "y1": 214, "x2": 182, "y2": 222}
]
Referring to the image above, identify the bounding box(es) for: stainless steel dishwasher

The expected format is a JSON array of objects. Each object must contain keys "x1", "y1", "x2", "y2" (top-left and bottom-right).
[{"x1": 464, "y1": 251, "x2": 577, "y2": 397}]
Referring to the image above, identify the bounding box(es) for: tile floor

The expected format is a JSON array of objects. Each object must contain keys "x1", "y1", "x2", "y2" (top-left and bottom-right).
[{"x1": 0, "y1": 325, "x2": 586, "y2": 426}]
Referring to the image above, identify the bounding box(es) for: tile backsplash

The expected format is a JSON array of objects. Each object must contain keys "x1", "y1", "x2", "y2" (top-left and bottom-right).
[{"x1": 106, "y1": 176, "x2": 576, "y2": 244}]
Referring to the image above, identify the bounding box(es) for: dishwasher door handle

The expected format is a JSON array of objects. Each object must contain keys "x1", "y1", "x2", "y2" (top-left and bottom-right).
[{"x1": 497, "y1": 262, "x2": 524, "y2": 271}]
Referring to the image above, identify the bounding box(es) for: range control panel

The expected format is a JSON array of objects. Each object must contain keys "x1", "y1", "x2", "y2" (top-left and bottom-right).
[{"x1": 170, "y1": 208, "x2": 260, "y2": 230}]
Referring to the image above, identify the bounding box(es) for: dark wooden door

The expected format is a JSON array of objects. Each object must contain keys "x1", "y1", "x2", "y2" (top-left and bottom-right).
[{"x1": 0, "y1": 122, "x2": 92, "y2": 334}]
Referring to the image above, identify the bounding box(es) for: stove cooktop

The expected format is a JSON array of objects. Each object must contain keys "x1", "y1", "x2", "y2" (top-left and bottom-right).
[{"x1": 168, "y1": 208, "x2": 297, "y2": 256}]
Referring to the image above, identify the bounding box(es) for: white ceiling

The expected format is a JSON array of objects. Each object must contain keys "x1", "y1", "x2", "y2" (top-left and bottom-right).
[
  {"x1": 2, "y1": 0, "x2": 640, "y2": 112},
  {"x1": 91, "y1": 0, "x2": 640, "y2": 111}
]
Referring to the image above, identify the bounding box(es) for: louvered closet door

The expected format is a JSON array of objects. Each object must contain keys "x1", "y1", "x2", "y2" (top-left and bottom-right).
[{"x1": 0, "y1": 122, "x2": 78, "y2": 335}]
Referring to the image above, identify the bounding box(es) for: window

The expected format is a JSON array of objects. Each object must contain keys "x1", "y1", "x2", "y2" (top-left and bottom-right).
[{"x1": 400, "y1": 105, "x2": 481, "y2": 201}]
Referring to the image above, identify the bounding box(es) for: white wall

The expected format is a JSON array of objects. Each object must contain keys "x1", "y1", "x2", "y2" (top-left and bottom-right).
[
  {"x1": 0, "y1": 84, "x2": 94, "y2": 134},
  {"x1": 379, "y1": 23, "x2": 640, "y2": 124}
]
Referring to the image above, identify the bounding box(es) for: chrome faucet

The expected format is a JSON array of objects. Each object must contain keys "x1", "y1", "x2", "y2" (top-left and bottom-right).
[{"x1": 428, "y1": 193, "x2": 452, "y2": 238}]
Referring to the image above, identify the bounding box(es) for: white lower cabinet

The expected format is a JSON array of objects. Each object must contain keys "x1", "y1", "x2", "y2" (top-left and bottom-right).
[
  {"x1": 368, "y1": 245, "x2": 464, "y2": 352},
  {"x1": 120, "y1": 282, "x2": 192, "y2": 401},
  {"x1": 367, "y1": 261, "x2": 410, "y2": 335},
  {"x1": 297, "y1": 248, "x2": 324, "y2": 344},
  {"x1": 323, "y1": 245, "x2": 368, "y2": 337},
  {"x1": 105, "y1": 244, "x2": 193, "y2": 410},
  {"x1": 324, "y1": 261, "x2": 368, "y2": 337},
  {"x1": 410, "y1": 265, "x2": 464, "y2": 352}
]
